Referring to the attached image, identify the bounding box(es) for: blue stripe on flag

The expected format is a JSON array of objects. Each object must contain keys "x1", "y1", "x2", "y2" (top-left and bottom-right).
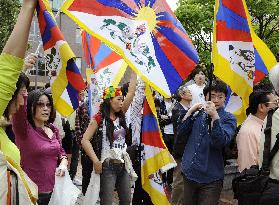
[
  {"x1": 94, "y1": 43, "x2": 113, "y2": 69},
  {"x1": 66, "y1": 83, "x2": 79, "y2": 110},
  {"x1": 42, "y1": 11, "x2": 57, "y2": 44},
  {"x1": 142, "y1": 114, "x2": 159, "y2": 131},
  {"x1": 157, "y1": 12, "x2": 187, "y2": 34},
  {"x1": 86, "y1": 33, "x2": 94, "y2": 66},
  {"x1": 157, "y1": 26, "x2": 199, "y2": 64},
  {"x1": 66, "y1": 59, "x2": 82, "y2": 74},
  {"x1": 152, "y1": 35, "x2": 182, "y2": 94},
  {"x1": 254, "y1": 49, "x2": 269, "y2": 75},
  {"x1": 145, "y1": 0, "x2": 156, "y2": 7},
  {"x1": 133, "y1": 0, "x2": 141, "y2": 8},
  {"x1": 97, "y1": 0, "x2": 136, "y2": 16},
  {"x1": 216, "y1": 0, "x2": 250, "y2": 33}
]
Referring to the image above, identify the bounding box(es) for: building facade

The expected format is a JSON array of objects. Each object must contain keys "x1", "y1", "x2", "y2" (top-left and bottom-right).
[{"x1": 23, "y1": 0, "x2": 87, "y2": 87}]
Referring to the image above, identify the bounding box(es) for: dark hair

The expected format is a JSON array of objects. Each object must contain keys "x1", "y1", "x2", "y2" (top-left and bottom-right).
[
  {"x1": 254, "y1": 82, "x2": 274, "y2": 93},
  {"x1": 27, "y1": 89, "x2": 56, "y2": 128},
  {"x1": 121, "y1": 83, "x2": 129, "y2": 97},
  {"x1": 44, "y1": 82, "x2": 50, "y2": 89},
  {"x1": 189, "y1": 67, "x2": 204, "y2": 80},
  {"x1": 154, "y1": 98, "x2": 161, "y2": 108},
  {"x1": 203, "y1": 80, "x2": 228, "y2": 97},
  {"x1": 246, "y1": 89, "x2": 272, "y2": 115},
  {"x1": 99, "y1": 98, "x2": 129, "y2": 148},
  {"x1": 4, "y1": 73, "x2": 30, "y2": 120}
]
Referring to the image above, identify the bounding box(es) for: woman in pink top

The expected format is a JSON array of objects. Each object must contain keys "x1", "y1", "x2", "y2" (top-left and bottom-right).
[{"x1": 12, "y1": 89, "x2": 68, "y2": 205}]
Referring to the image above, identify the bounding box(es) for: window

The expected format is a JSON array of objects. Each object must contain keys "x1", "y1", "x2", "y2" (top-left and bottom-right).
[
  {"x1": 75, "y1": 57, "x2": 82, "y2": 70},
  {"x1": 75, "y1": 28, "x2": 82, "y2": 44}
]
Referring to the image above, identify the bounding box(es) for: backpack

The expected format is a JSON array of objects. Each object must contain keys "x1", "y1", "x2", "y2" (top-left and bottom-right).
[{"x1": 232, "y1": 108, "x2": 279, "y2": 205}]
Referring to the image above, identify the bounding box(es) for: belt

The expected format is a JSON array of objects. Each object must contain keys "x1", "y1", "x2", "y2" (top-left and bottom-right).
[{"x1": 109, "y1": 159, "x2": 123, "y2": 164}]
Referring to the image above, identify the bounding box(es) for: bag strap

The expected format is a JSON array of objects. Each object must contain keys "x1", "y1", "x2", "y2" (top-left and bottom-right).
[
  {"x1": 262, "y1": 108, "x2": 279, "y2": 173},
  {"x1": 269, "y1": 132, "x2": 279, "y2": 162}
]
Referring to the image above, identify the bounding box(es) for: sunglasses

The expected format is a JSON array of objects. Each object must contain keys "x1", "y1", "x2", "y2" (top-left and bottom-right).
[{"x1": 36, "y1": 102, "x2": 52, "y2": 109}]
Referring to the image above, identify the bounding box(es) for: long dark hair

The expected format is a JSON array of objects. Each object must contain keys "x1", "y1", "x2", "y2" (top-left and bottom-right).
[
  {"x1": 99, "y1": 98, "x2": 129, "y2": 147},
  {"x1": 4, "y1": 72, "x2": 30, "y2": 120},
  {"x1": 27, "y1": 89, "x2": 56, "y2": 128}
]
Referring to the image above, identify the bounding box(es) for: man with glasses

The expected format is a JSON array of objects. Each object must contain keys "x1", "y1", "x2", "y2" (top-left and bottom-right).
[
  {"x1": 258, "y1": 63, "x2": 279, "y2": 204},
  {"x1": 237, "y1": 89, "x2": 278, "y2": 172}
]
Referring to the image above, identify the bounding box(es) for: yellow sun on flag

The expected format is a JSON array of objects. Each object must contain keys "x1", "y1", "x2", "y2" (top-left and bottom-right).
[{"x1": 135, "y1": 6, "x2": 159, "y2": 32}]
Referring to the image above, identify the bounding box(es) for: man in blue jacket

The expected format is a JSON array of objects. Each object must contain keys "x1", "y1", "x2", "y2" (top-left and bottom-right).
[{"x1": 177, "y1": 80, "x2": 237, "y2": 205}]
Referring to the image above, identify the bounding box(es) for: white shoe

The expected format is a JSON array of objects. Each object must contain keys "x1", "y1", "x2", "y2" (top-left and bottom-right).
[{"x1": 73, "y1": 178, "x2": 82, "y2": 186}]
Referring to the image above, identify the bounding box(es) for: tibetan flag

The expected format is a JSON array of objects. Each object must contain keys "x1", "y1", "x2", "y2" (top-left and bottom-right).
[
  {"x1": 81, "y1": 31, "x2": 127, "y2": 117},
  {"x1": 36, "y1": 0, "x2": 86, "y2": 117},
  {"x1": 213, "y1": 0, "x2": 277, "y2": 124},
  {"x1": 61, "y1": 0, "x2": 199, "y2": 97},
  {"x1": 141, "y1": 86, "x2": 176, "y2": 205}
]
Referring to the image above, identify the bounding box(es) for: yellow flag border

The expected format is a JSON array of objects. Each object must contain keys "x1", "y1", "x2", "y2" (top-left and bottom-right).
[{"x1": 61, "y1": 0, "x2": 172, "y2": 98}]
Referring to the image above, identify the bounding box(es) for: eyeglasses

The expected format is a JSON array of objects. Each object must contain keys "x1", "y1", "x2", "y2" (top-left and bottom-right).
[{"x1": 36, "y1": 102, "x2": 52, "y2": 109}]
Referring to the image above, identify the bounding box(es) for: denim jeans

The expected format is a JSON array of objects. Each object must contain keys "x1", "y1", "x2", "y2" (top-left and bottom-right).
[
  {"x1": 100, "y1": 159, "x2": 131, "y2": 205},
  {"x1": 183, "y1": 176, "x2": 223, "y2": 205},
  {"x1": 81, "y1": 152, "x2": 93, "y2": 195}
]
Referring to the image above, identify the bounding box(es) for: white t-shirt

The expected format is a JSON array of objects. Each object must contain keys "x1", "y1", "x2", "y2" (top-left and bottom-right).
[
  {"x1": 187, "y1": 83, "x2": 205, "y2": 105},
  {"x1": 163, "y1": 101, "x2": 174, "y2": 135},
  {"x1": 101, "y1": 118, "x2": 127, "y2": 162}
]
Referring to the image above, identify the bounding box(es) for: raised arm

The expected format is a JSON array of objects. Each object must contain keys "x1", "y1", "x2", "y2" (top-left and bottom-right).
[
  {"x1": 2, "y1": 0, "x2": 37, "y2": 57},
  {"x1": 0, "y1": 1, "x2": 37, "y2": 116},
  {"x1": 122, "y1": 71, "x2": 137, "y2": 113}
]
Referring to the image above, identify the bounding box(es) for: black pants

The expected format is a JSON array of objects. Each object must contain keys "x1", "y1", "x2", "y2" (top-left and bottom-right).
[
  {"x1": 260, "y1": 178, "x2": 279, "y2": 205},
  {"x1": 81, "y1": 152, "x2": 93, "y2": 195},
  {"x1": 69, "y1": 137, "x2": 80, "y2": 180},
  {"x1": 38, "y1": 192, "x2": 52, "y2": 205},
  {"x1": 183, "y1": 176, "x2": 223, "y2": 205},
  {"x1": 163, "y1": 133, "x2": 174, "y2": 186}
]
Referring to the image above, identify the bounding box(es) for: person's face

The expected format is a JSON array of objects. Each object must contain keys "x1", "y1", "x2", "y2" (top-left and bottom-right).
[
  {"x1": 263, "y1": 94, "x2": 279, "y2": 112},
  {"x1": 110, "y1": 96, "x2": 124, "y2": 113},
  {"x1": 33, "y1": 95, "x2": 52, "y2": 123},
  {"x1": 79, "y1": 90, "x2": 85, "y2": 101},
  {"x1": 181, "y1": 88, "x2": 192, "y2": 101},
  {"x1": 194, "y1": 71, "x2": 205, "y2": 86},
  {"x1": 206, "y1": 90, "x2": 226, "y2": 109}
]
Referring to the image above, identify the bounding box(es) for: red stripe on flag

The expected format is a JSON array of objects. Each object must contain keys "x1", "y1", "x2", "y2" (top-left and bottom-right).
[
  {"x1": 216, "y1": 21, "x2": 252, "y2": 42},
  {"x1": 95, "y1": 52, "x2": 122, "y2": 72},
  {"x1": 66, "y1": 70, "x2": 86, "y2": 91},
  {"x1": 154, "y1": 31, "x2": 196, "y2": 80},
  {"x1": 158, "y1": 20, "x2": 193, "y2": 45},
  {"x1": 38, "y1": 10, "x2": 46, "y2": 36},
  {"x1": 90, "y1": 37, "x2": 101, "y2": 62},
  {"x1": 222, "y1": 0, "x2": 247, "y2": 19},
  {"x1": 43, "y1": 26, "x2": 65, "y2": 50},
  {"x1": 81, "y1": 32, "x2": 92, "y2": 66},
  {"x1": 254, "y1": 70, "x2": 266, "y2": 84},
  {"x1": 69, "y1": 0, "x2": 125, "y2": 17},
  {"x1": 142, "y1": 131, "x2": 166, "y2": 149},
  {"x1": 143, "y1": 100, "x2": 152, "y2": 116}
]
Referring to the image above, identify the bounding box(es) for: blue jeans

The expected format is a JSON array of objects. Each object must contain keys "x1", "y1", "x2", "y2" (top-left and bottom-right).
[{"x1": 100, "y1": 159, "x2": 131, "y2": 205}]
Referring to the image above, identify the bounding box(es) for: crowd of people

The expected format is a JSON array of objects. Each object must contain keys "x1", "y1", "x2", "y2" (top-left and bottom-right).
[{"x1": 1, "y1": 1, "x2": 279, "y2": 205}]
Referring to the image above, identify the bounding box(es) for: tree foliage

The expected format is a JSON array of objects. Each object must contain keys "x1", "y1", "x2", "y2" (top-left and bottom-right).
[
  {"x1": 0, "y1": 0, "x2": 21, "y2": 52},
  {"x1": 175, "y1": 0, "x2": 279, "y2": 67}
]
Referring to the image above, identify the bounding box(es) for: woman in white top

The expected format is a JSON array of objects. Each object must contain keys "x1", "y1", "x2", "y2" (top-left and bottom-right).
[{"x1": 81, "y1": 72, "x2": 137, "y2": 205}]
